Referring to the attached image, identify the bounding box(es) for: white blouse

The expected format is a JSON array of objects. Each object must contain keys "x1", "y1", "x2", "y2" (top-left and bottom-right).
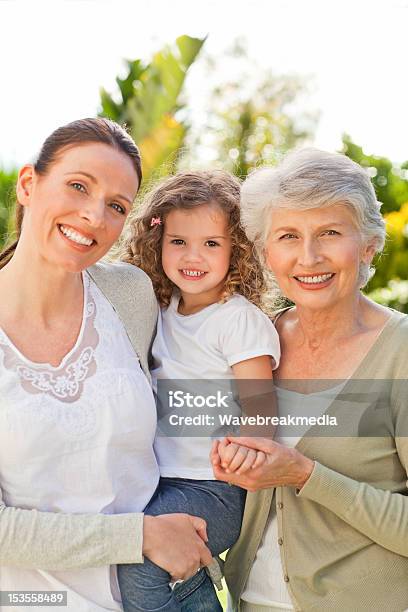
[{"x1": 0, "y1": 273, "x2": 159, "y2": 611}]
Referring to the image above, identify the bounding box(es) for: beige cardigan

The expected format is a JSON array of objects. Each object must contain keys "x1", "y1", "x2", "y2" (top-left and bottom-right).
[
  {"x1": 225, "y1": 309, "x2": 408, "y2": 611},
  {"x1": 0, "y1": 262, "x2": 158, "y2": 569}
]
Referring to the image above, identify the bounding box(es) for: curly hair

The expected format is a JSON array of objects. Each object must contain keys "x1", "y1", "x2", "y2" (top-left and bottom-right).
[{"x1": 119, "y1": 169, "x2": 269, "y2": 311}]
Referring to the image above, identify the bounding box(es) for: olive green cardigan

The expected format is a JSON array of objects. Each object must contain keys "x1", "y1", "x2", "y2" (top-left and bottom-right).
[
  {"x1": 225, "y1": 309, "x2": 408, "y2": 611},
  {"x1": 0, "y1": 262, "x2": 158, "y2": 569}
]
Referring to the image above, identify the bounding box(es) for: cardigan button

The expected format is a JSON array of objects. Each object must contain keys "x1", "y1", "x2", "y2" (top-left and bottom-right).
[
  {"x1": 278, "y1": 537, "x2": 283, "y2": 545},
  {"x1": 284, "y1": 575, "x2": 290, "y2": 582},
  {"x1": 277, "y1": 502, "x2": 283, "y2": 509}
]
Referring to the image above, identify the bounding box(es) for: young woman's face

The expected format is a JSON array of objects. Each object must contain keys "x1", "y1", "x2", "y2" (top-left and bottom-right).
[
  {"x1": 17, "y1": 143, "x2": 139, "y2": 273},
  {"x1": 265, "y1": 204, "x2": 376, "y2": 311},
  {"x1": 162, "y1": 203, "x2": 232, "y2": 304}
]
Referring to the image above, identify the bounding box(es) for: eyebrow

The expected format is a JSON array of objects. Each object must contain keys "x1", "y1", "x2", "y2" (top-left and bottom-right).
[
  {"x1": 272, "y1": 222, "x2": 346, "y2": 233},
  {"x1": 65, "y1": 171, "x2": 133, "y2": 205},
  {"x1": 165, "y1": 233, "x2": 228, "y2": 239}
]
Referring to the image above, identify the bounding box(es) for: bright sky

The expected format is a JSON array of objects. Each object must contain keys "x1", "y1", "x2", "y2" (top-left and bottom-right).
[{"x1": 1, "y1": 0, "x2": 407, "y2": 168}]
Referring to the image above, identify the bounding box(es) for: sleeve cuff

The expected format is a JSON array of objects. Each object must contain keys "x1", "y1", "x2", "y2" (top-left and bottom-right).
[
  {"x1": 295, "y1": 461, "x2": 359, "y2": 518},
  {"x1": 103, "y1": 512, "x2": 144, "y2": 564},
  {"x1": 227, "y1": 349, "x2": 280, "y2": 367}
]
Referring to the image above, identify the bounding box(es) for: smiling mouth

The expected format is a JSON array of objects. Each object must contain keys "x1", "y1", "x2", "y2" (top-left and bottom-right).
[
  {"x1": 294, "y1": 273, "x2": 335, "y2": 285},
  {"x1": 179, "y1": 269, "x2": 207, "y2": 279},
  {"x1": 58, "y1": 224, "x2": 96, "y2": 247}
]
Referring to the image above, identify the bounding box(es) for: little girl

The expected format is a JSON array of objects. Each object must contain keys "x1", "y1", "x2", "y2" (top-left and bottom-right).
[{"x1": 118, "y1": 170, "x2": 280, "y2": 611}]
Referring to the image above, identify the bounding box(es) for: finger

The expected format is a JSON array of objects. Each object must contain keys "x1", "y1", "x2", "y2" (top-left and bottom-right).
[
  {"x1": 199, "y1": 540, "x2": 213, "y2": 567},
  {"x1": 227, "y1": 446, "x2": 250, "y2": 472},
  {"x1": 236, "y1": 449, "x2": 258, "y2": 474},
  {"x1": 210, "y1": 440, "x2": 221, "y2": 466},
  {"x1": 220, "y1": 443, "x2": 240, "y2": 468},
  {"x1": 252, "y1": 450, "x2": 266, "y2": 469},
  {"x1": 212, "y1": 462, "x2": 236, "y2": 483},
  {"x1": 227, "y1": 436, "x2": 276, "y2": 454},
  {"x1": 190, "y1": 516, "x2": 208, "y2": 542}
]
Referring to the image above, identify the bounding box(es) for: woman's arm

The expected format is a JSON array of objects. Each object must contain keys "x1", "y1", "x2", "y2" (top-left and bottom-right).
[
  {"x1": 211, "y1": 434, "x2": 408, "y2": 557},
  {"x1": 0, "y1": 495, "x2": 142, "y2": 569},
  {"x1": 0, "y1": 492, "x2": 212, "y2": 576}
]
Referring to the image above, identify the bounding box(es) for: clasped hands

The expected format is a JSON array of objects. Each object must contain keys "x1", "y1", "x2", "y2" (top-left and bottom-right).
[{"x1": 211, "y1": 436, "x2": 315, "y2": 492}]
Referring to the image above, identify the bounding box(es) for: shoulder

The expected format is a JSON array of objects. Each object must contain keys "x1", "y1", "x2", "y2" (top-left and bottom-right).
[
  {"x1": 88, "y1": 261, "x2": 154, "y2": 291},
  {"x1": 219, "y1": 295, "x2": 279, "y2": 337},
  {"x1": 222, "y1": 295, "x2": 269, "y2": 318},
  {"x1": 382, "y1": 309, "x2": 408, "y2": 360},
  {"x1": 87, "y1": 260, "x2": 158, "y2": 323}
]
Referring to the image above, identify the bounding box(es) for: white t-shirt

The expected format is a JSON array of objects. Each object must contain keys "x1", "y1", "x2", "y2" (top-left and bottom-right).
[
  {"x1": 152, "y1": 294, "x2": 280, "y2": 479},
  {"x1": 0, "y1": 273, "x2": 159, "y2": 612}
]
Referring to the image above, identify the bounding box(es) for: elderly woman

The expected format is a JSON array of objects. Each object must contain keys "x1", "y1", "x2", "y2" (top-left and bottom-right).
[{"x1": 211, "y1": 149, "x2": 408, "y2": 611}]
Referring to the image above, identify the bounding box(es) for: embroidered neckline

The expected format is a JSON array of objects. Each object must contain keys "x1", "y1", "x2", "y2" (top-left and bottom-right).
[{"x1": 0, "y1": 274, "x2": 99, "y2": 403}]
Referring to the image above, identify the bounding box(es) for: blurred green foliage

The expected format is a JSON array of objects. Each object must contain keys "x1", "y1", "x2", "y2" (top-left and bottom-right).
[
  {"x1": 99, "y1": 35, "x2": 206, "y2": 184},
  {"x1": 342, "y1": 135, "x2": 408, "y2": 214},
  {"x1": 210, "y1": 76, "x2": 313, "y2": 178},
  {"x1": 190, "y1": 39, "x2": 317, "y2": 177},
  {"x1": 0, "y1": 167, "x2": 18, "y2": 247},
  {"x1": 368, "y1": 202, "x2": 408, "y2": 292},
  {"x1": 367, "y1": 280, "x2": 408, "y2": 314}
]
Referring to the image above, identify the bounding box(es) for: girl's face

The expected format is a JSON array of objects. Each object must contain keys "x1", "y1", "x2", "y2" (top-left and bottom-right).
[
  {"x1": 162, "y1": 202, "x2": 232, "y2": 306},
  {"x1": 17, "y1": 143, "x2": 139, "y2": 273},
  {"x1": 265, "y1": 204, "x2": 376, "y2": 312}
]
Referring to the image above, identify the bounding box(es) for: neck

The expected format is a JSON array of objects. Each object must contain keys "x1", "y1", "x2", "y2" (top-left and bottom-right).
[
  {"x1": 293, "y1": 293, "x2": 371, "y2": 347},
  {"x1": 178, "y1": 286, "x2": 224, "y2": 315},
  {"x1": 0, "y1": 242, "x2": 83, "y2": 325}
]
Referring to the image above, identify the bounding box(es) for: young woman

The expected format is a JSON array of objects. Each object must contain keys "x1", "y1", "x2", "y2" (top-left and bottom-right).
[{"x1": 0, "y1": 118, "x2": 213, "y2": 612}]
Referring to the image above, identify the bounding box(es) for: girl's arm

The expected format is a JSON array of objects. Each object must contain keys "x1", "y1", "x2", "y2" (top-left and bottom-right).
[{"x1": 218, "y1": 355, "x2": 276, "y2": 474}]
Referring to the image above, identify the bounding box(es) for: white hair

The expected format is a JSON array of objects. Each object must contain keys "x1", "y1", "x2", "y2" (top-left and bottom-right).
[{"x1": 240, "y1": 148, "x2": 386, "y2": 288}]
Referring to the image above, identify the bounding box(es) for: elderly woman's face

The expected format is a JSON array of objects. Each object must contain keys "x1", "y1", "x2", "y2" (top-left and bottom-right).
[{"x1": 265, "y1": 204, "x2": 375, "y2": 310}]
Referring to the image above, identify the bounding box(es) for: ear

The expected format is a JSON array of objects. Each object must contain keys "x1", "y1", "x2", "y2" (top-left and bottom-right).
[
  {"x1": 361, "y1": 239, "x2": 377, "y2": 265},
  {"x1": 16, "y1": 165, "x2": 35, "y2": 207}
]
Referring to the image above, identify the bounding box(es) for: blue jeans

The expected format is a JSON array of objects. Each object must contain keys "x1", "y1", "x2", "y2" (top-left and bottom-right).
[{"x1": 118, "y1": 477, "x2": 246, "y2": 611}]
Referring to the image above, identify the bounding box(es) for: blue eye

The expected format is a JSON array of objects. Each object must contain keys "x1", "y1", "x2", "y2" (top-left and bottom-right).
[{"x1": 111, "y1": 202, "x2": 126, "y2": 215}]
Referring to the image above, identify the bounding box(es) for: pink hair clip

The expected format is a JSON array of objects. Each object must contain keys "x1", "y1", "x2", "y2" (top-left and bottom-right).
[{"x1": 150, "y1": 216, "x2": 162, "y2": 227}]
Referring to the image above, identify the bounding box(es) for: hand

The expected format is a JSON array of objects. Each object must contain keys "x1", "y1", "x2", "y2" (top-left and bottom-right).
[
  {"x1": 211, "y1": 437, "x2": 314, "y2": 492},
  {"x1": 217, "y1": 437, "x2": 266, "y2": 474},
  {"x1": 142, "y1": 513, "x2": 213, "y2": 581}
]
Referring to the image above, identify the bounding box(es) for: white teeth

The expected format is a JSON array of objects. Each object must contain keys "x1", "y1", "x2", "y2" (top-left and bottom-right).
[
  {"x1": 182, "y1": 270, "x2": 205, "y2": 277},
  {"x1": 59, "y1": 225, "x2": 93, "y2": 246},
  {"x1": 296, "y1": 273, "x2": 334, "y2": 284}
]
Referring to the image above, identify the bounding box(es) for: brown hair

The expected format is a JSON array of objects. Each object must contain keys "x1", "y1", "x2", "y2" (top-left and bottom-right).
[
  {"x1": 0, "y1": 117, "x2": 142, "y2": 270},
  {"x1": 119, "y1": 169, "x2": 268, "y2": 310}
]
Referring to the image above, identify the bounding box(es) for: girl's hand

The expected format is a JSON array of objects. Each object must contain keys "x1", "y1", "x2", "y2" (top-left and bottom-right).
[
  {"x1": 211, "y1": 437, "x2": 314, "y2": 492},
  {"x1": 217, "y1": 437, "x2": 266, "y2": 474},
  {"x1": 142, "y1": 513, "x2": 213, "y2": 581}
]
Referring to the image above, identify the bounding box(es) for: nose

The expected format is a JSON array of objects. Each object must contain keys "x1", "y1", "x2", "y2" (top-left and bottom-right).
[
  {"x1": 79, "y1": 198, "x2": 106, "y2": 229},
  {"x1": 297, "y1": 237, "x2": 324, "y2": 268},
  {"x1": 183, "y1": 244, "x2": 203, "y2": 263}
]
